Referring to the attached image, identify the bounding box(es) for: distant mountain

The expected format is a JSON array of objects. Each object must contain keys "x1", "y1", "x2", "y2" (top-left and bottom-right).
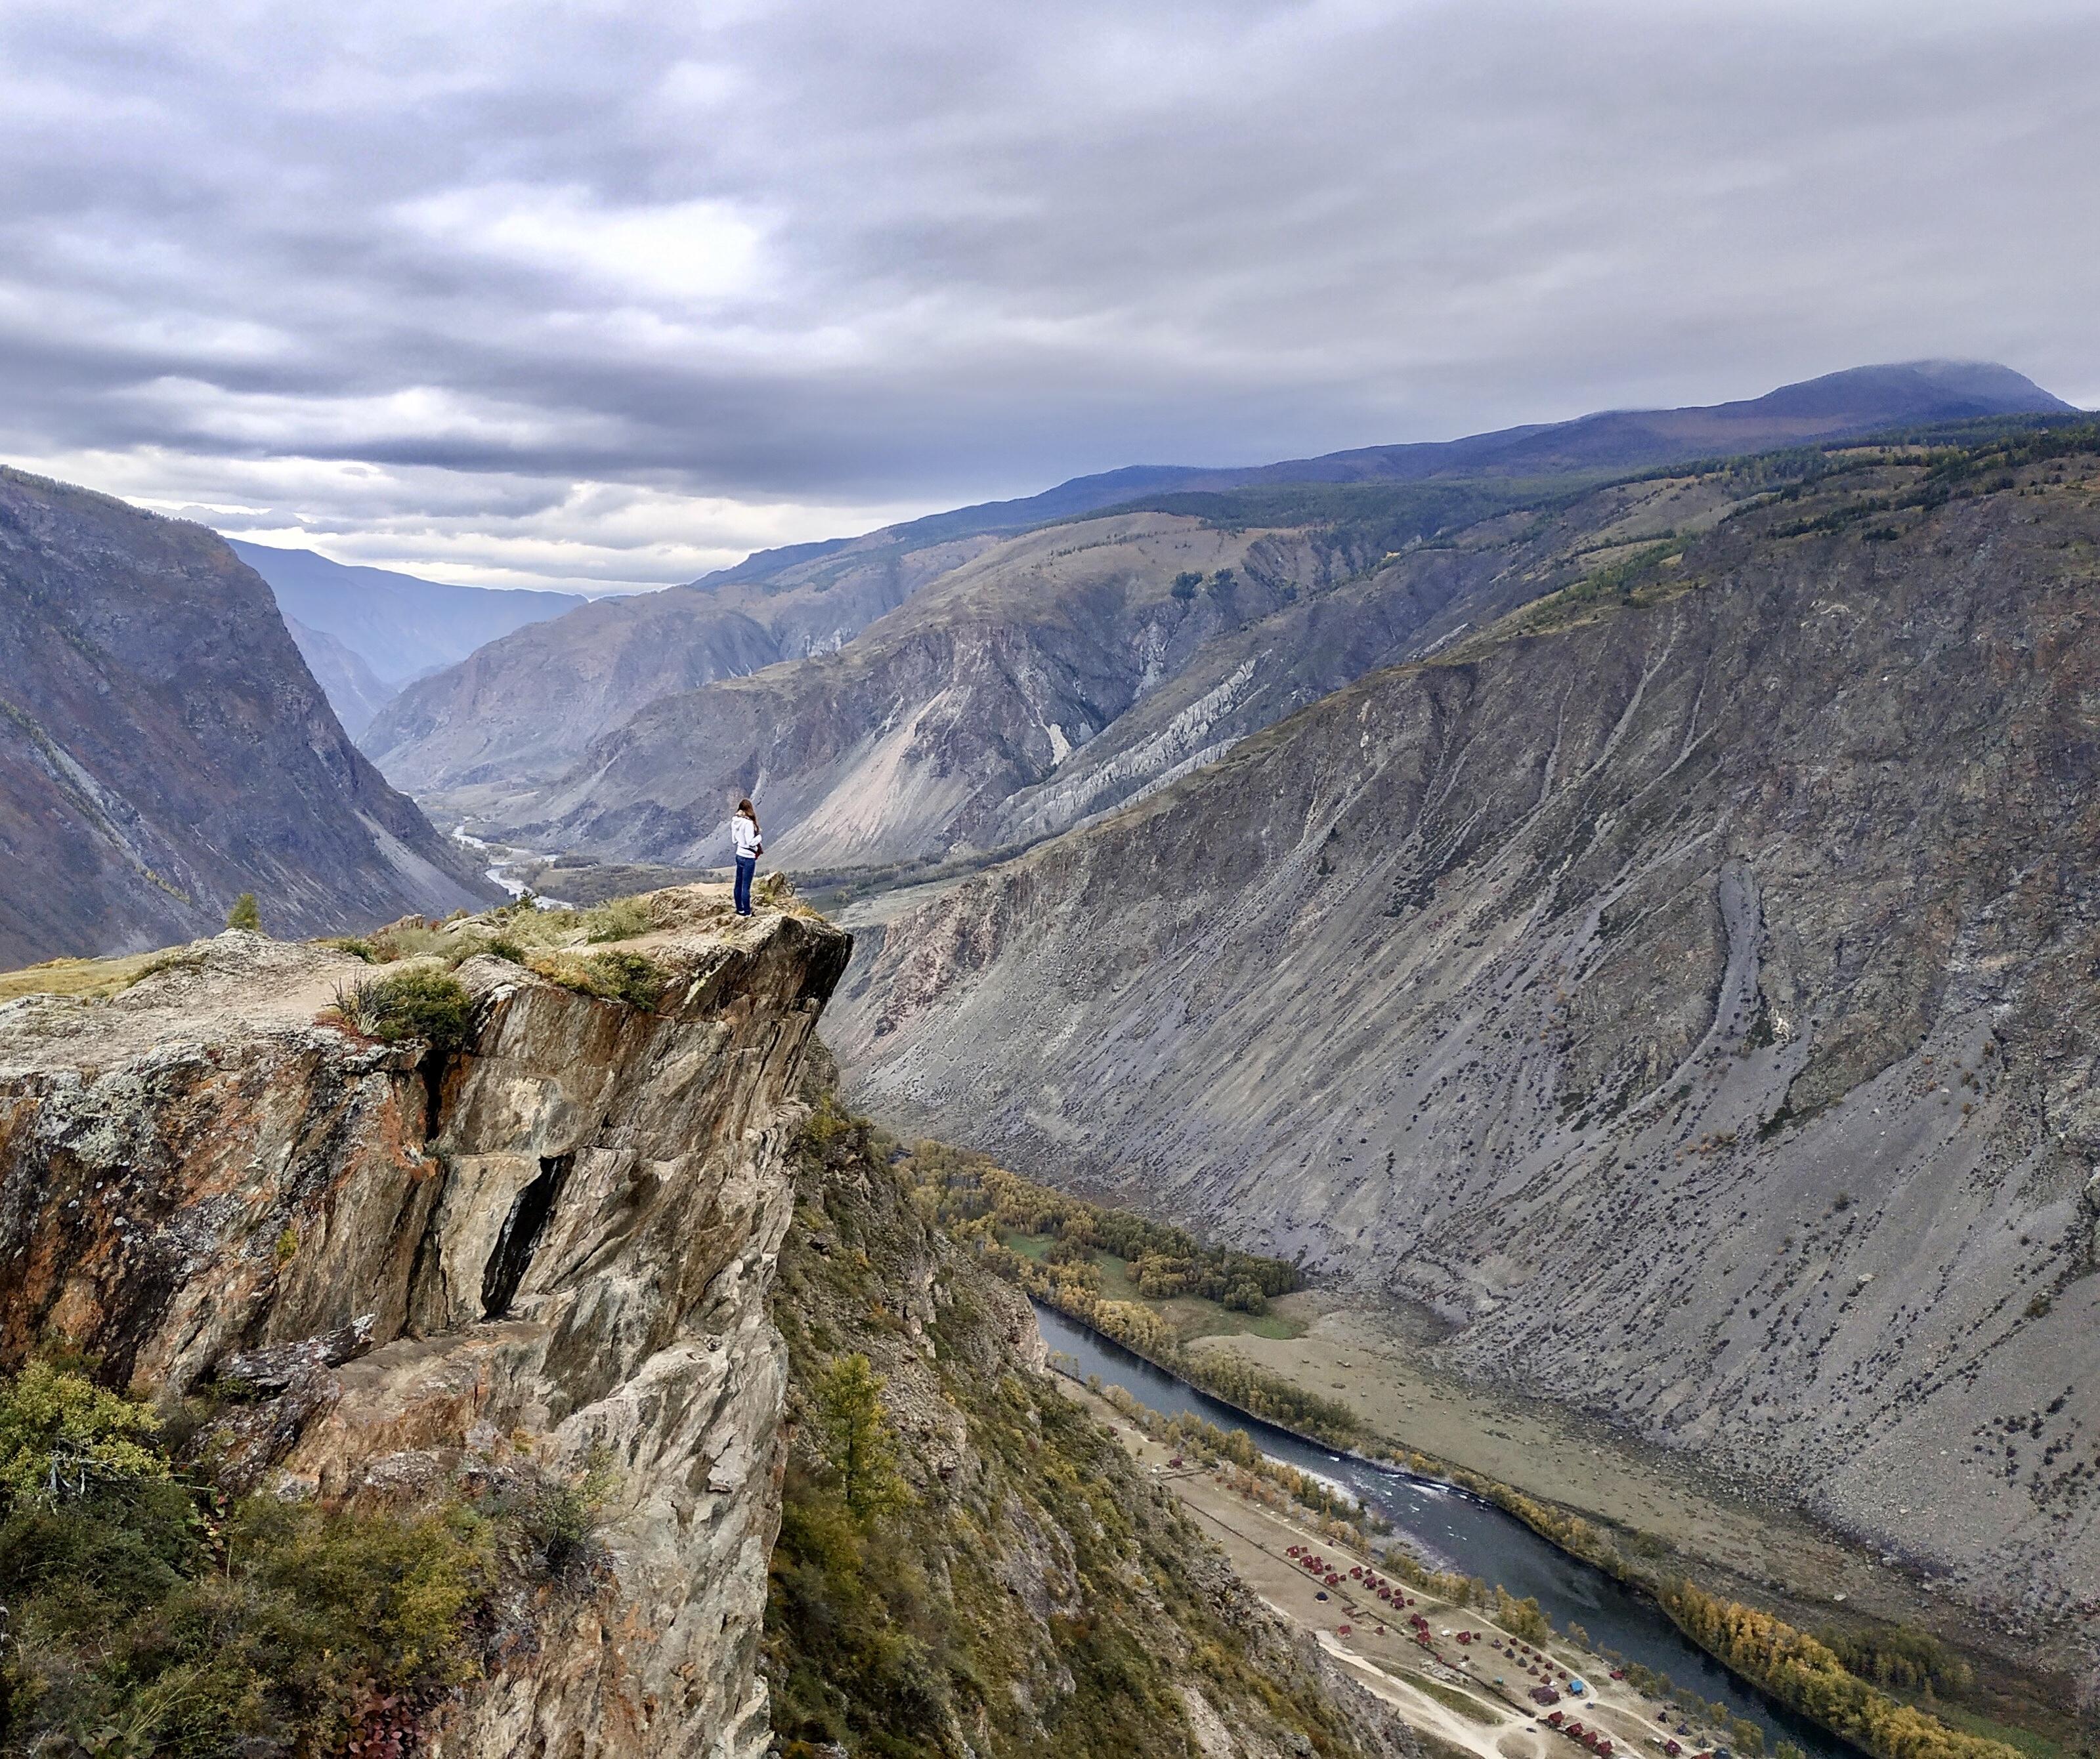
[
  {"x1": 1173, "y1": 359, "x2": 2079, "y2": 490},
  {"x1": 0, "y1": 469, "x2": 500, "y2": 965},
  {"x1": 360, "y1": 528, "x2": 1004, "y2": 811},
  {"x1": 366, "y1": 360, "x2": 2078, "y2": 820},
  {"x1": 281, "y1": 614, "x2": 393, "y2": 738},
  {"x1": 226, "y1": 538, "x2": 584, "y2": 698},
  {"x1": 698, "y1": 359, "x2": 2077, "y2": 590}
]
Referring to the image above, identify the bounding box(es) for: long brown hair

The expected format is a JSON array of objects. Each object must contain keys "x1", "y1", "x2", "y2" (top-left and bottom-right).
[{"x1": 737, "y1": 796, "x2": 759, "y2": 832}]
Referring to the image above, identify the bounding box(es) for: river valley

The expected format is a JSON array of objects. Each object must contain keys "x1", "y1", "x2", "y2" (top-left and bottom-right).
[{"x1": 1039, "y1": 1301, "x2": 1964, "y2": 1759}]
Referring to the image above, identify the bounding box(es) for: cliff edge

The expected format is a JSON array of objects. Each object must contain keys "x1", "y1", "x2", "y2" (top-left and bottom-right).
[{"x1": 0, "y1": 898, "x2": 849, "y2": 1756}]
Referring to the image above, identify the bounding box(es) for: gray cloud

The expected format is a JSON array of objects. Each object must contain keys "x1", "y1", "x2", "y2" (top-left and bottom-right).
[{"x1": 2, "y1": 0, "x2": 2095, "y2": 590}]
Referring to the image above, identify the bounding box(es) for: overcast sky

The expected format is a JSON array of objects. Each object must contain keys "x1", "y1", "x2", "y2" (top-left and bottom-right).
[{"x1": 3, "y1": 1, "x2": 2095, "y2": 593}]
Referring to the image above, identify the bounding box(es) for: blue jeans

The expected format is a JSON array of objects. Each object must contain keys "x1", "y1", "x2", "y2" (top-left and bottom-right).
[{"x1": 733, "y1": 854, "x2": 756, "y2": 915}]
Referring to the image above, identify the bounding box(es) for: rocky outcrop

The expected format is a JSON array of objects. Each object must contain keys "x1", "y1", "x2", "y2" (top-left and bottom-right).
[
  {"x1": 0, "y1": 467, "x2": 499, "y2": 965},
  {"x1": 831, "y1": 440, "x2": 2100, "y2": 1632},
  {"x1": 0, "y1": 900, "x2": 851, "y2": 1756}
]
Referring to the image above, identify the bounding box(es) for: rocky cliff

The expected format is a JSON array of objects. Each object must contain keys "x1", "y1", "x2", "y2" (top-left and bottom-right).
[
  {"x1": 0, "y1": 888, "x2": 1410, "y2": 1756},
  {"x1": 0, "y1": 900, "x2": 850, "y2": 1754},
  {"x1": 0, "y1": 468, "x2": 498, "y2": 965},
  {"x1": 831, "y1": 433, "x2": 2100, "y2": 1634}
]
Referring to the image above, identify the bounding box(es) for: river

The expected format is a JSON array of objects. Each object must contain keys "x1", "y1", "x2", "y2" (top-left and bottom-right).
[{"x1": 1033, "y1": 1302, "x2": 1856, "y2": 1759}]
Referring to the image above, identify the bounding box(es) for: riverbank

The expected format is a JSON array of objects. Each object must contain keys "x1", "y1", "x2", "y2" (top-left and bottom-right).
[
  {"x1": 1178, "y1": 1290, "x2": 2086, "y2": 1754},
  {"x1": 1070, "y1": 1377, "x2": 1757, "y2": 1759},
  {"x1": 1033, "y1": 1289, "x2": 2082, "y2": 1759}
]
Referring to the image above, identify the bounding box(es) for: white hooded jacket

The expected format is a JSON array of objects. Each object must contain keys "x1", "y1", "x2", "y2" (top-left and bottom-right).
[{"x1": 731, "y1": 813, "x2": 762, "y2": 859}]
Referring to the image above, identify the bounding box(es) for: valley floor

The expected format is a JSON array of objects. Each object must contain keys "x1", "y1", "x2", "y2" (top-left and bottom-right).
[
  {"x1": 1074, "y1": 1380, "x2": 1704, "y2": 1759},
  {"x1": 1180, "y1": 1291, "x2": 2085, "y2": 1746}
]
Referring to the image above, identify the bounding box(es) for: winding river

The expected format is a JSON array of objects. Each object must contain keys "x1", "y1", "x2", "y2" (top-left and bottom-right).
[{"x1": 1034, "y1": 1302, "x2": 1857, "y2": 1759}]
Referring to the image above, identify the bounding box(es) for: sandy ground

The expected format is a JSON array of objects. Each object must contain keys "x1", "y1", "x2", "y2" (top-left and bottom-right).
[
  {"x1": 1073, "y1": 1382, "x2": 1719, "y2": 1759},
  {"x1": 1180, "y1": 1291, "x2": 2028, "y2": 1663},
  {"x1": 0, "y1": 933, "x2": 366, "y2": 1070}
]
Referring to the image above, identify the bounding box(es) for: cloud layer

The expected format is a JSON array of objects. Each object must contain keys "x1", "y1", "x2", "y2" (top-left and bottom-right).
[{"x1": 3, "y1": 0, "x2": 2095, "y2": 590}]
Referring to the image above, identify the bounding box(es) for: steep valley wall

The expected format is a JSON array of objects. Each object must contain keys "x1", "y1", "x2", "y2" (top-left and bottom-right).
[{"x1": 832, "y1": 467, "x2": 2100, "y2": 1641}]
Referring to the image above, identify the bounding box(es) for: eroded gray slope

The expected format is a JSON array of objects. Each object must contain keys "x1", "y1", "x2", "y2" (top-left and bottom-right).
[
  {"x1": 0, "y1": 469, "x2": 498, "y2": 964},
  {"x1": 832, "y1": 449, "x2": 2100, "y2": 1626}
]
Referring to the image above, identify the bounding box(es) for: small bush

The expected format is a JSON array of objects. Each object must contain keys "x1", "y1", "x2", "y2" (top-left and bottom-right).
[
  {"x1": 366, "y1": 920, "x2": 453, "y2": 964},
  {"x1": 476, "y1": 1447, "x2": 617, "y2": 1582},
  {"x1": 335, "y1": 967, "x2": 475, "y2": 1053},
  {"x1": 582, "y1": 896, "x2": 653, "y2": 943},
  {"x1": 1170, "y1": 570, "x2": 1201, "y2": 601},
  {"x1": 588, "y1": 950, "x2": 666, "y2": 1009},
  {"x1": 225, "y1": 893, "x2": 262, "y2": 933},
  {"x1": 0, "y1": 1361, "x2": 170, "y2": 1504},
  {"x1": 530, "y1": 949, "x2": 667, "y2": 1011}
]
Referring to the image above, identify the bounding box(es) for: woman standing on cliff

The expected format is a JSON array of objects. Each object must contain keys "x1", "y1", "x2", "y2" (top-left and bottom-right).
[{"x1": 731, "y1": 797, "x2": 763, "y2": 916}]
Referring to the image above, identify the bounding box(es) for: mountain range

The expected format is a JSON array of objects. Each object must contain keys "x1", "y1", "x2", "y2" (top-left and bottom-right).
[
  {"x1": 350, "y1": 358, "x2": 2100, "y2": 1636},
  {"x1": 361, "y1": 360, "x2": 2076, "y2": 868},
  {"x1": 5, "y1": 356, "x2": 2099, "y2": 1734},
  {"x1": 830, "y1": 425, "x2": 2100, "y2": 1626}
]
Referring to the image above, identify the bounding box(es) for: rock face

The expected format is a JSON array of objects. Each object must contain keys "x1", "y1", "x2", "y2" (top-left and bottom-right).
[
  {"x1": 832, "y1": 442, "x2": 2100, "y2": 1630},
  {"x1": 0, "y1": 901, "x2": 853, "y2": 1756},
  {"x1": 0, "y1": 468, "x2": 498, "y2": 965}
]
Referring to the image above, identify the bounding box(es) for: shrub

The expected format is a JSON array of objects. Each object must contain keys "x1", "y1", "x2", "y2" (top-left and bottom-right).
[
  {"x1": 225, "y1": 893, "x2": 262, "y2": 933},
  {"x1": 476, "y1": 1447, "x2": 618, "y2": 1582},
  {"x1": 530, "y1": 948, "x2": 667, "y2": 1011},
  {"x1": 334, "y1": 967, "x2": 475, "y2": 1053},
  {"x1": 1170, "y1": 570, "x2": 1202, "y2": 601},
  {"x1": 582, "y1": 896, "x2": 653, "y2": 943},
  {"x1": 0, "y1": 1365, "x2": 494, "y2": 1757},
  {"x1": 0, "y1": 1361, "x2": 169, "y2": 1505},
  {"x1": 589, "y1": 949, "x2": 666, "y2": 1009}
]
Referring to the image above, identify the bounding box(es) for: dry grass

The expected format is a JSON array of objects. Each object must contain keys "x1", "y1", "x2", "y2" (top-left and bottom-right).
[{"x1": 0, "y1": 946, "x2": 202, "y2": 1004}]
